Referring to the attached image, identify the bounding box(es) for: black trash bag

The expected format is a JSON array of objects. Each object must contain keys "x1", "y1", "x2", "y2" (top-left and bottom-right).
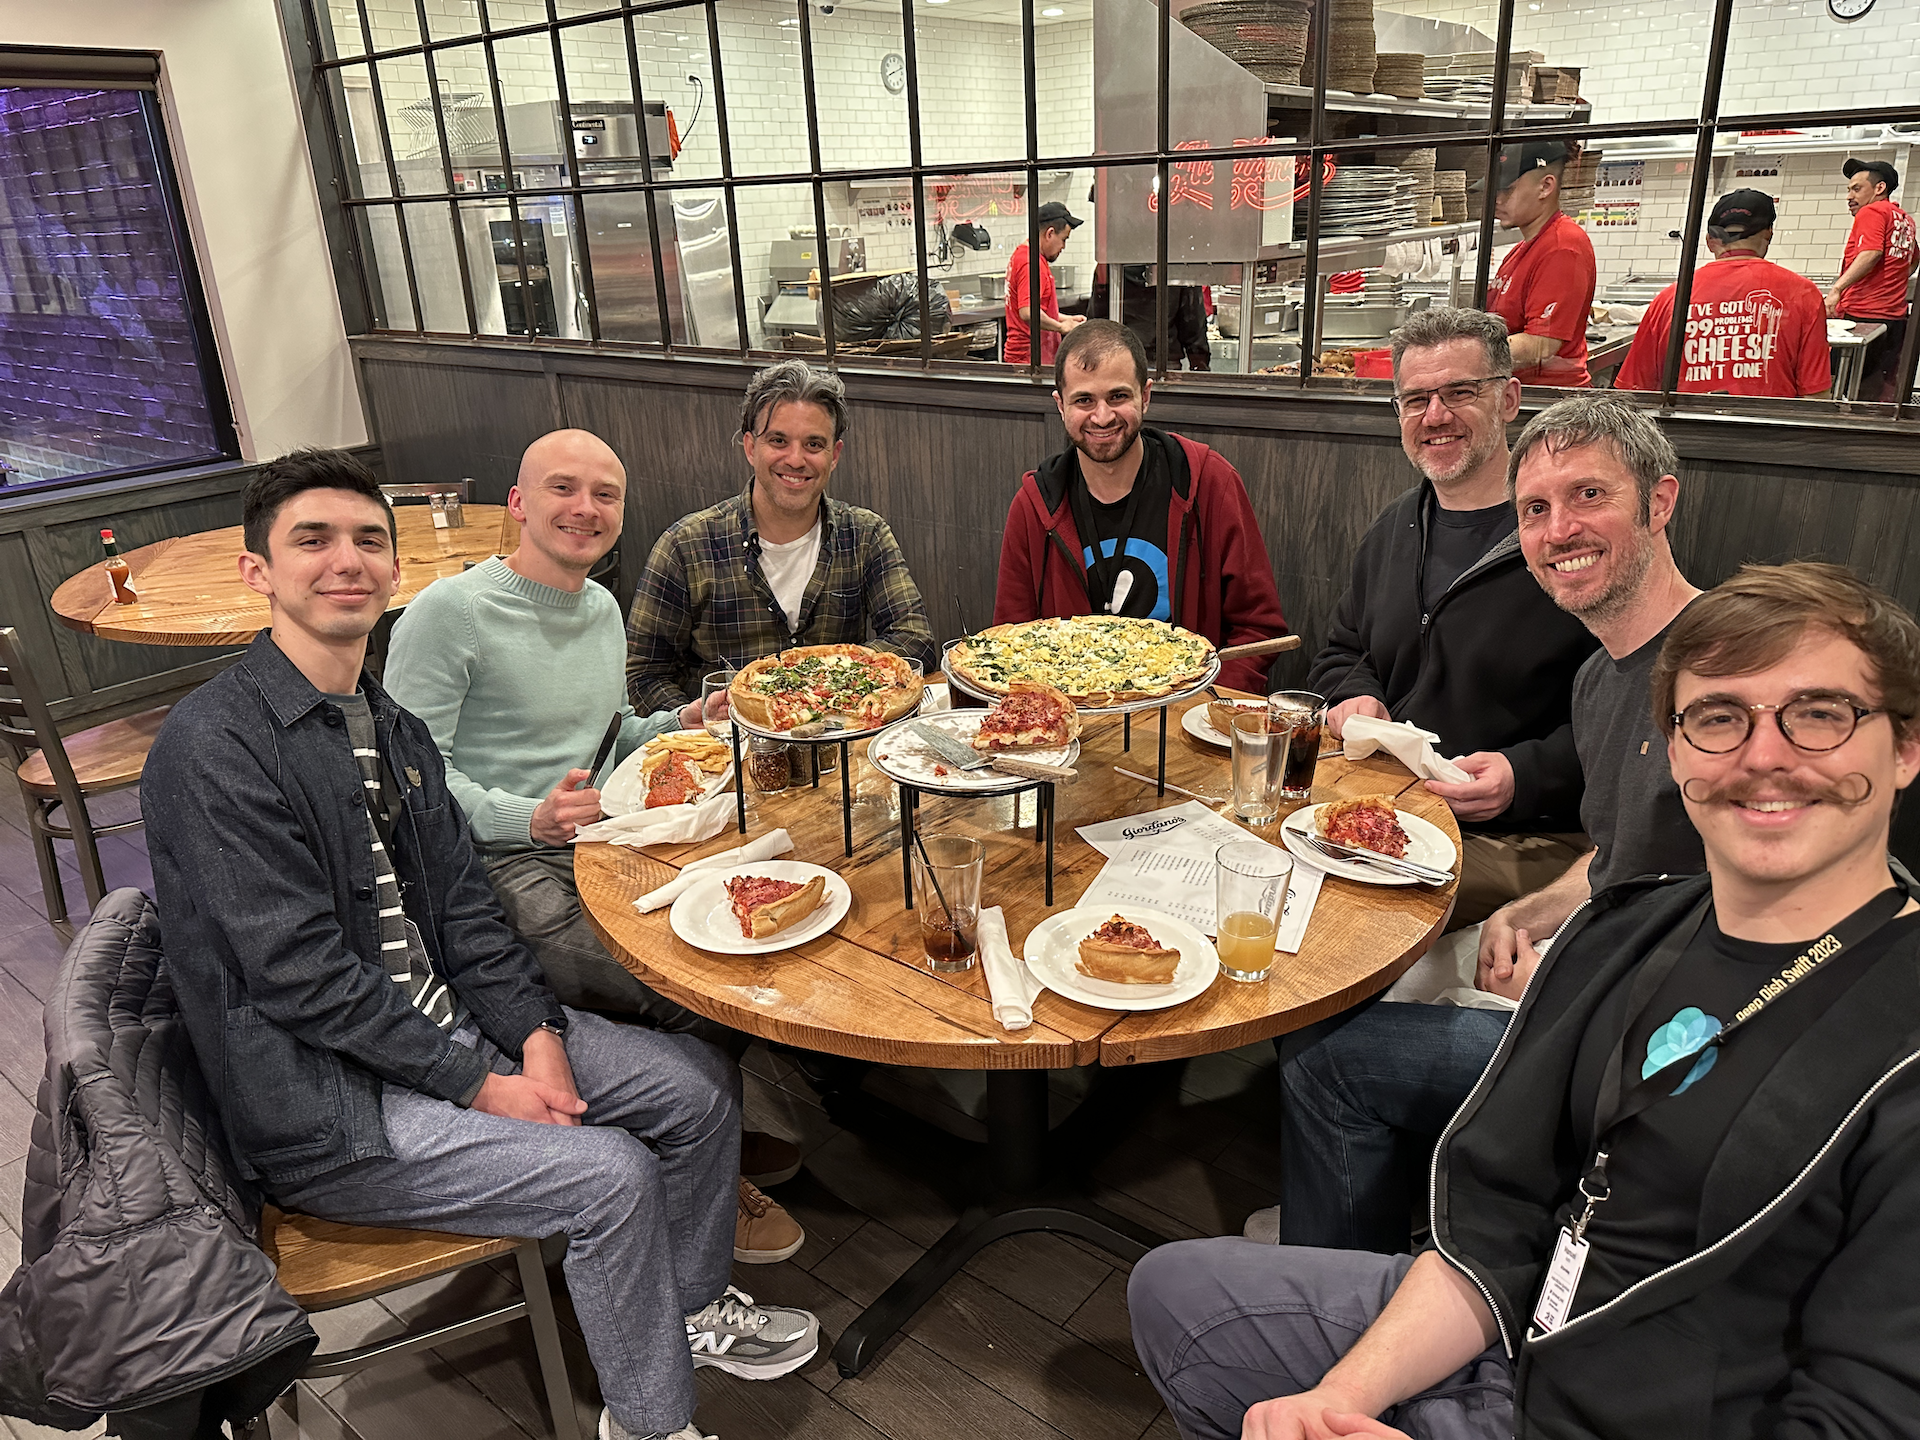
[{"x1": 831, "y1": 273, "x2": 951, "y2": 341}]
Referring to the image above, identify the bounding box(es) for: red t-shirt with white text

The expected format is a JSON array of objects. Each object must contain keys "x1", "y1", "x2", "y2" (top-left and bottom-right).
[
  {"x1": 1486, "y1": 211, "x2": 1597, "y2": 387},
  {"x1": 1004, "y1": 242, "x2": 1059, "y2": 366},
  {"x1": 1615, "y1": 253, "x2": 1831, "y2": 398},
  {"x1": 1838, "y1": 199, "x2": 1917, "y2": 320}
]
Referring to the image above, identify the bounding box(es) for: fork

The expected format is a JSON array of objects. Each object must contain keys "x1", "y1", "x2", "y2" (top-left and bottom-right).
[{"x1": 1300, "y1": 832, "x2": 1453, "y2": 885}]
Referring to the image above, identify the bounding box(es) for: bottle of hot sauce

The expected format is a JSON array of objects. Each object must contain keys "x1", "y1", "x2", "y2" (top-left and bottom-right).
[{"x1": 100, "y1": 529, "x2": 139, "y2": 604}]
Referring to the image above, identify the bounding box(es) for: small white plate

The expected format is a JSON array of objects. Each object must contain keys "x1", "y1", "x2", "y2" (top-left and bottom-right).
[
  {"x1": 1023, "y1": 905, "x2": 1219, "y2": 1012},
  {"x1": 600, "y1": 740, "x2": 734, "y2": 818},
  {"x1": 1180, "y1": 701, "x2": 1268, "y2": 748},
  {"x1": 868, "y1": 710, "x2": 1079, "y2": 793},
  {"x1": 1280, "y1": 804, "x2": 1457, "y2": 886},
  {"x1": 668, "y1": 860, "x2": 851, "y2": 955}
]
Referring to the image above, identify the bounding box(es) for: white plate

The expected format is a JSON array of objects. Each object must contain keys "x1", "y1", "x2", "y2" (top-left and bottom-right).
[
  {"x1": 599, "y1": 739, "x2": 734, "y2": 817},
  {"x1": 1023, "y1": 905, "x2": 1219, "y2": 1012},
  {"x1": 1180, "y1": 700, "x2": 1266, "y2": 749},
  {"x1": 1280, "y1": 804, "x2": 1457, "y2": 886},
  {"x1": 668, "y1": 861, "x2": 852, "y2": 955},
  {"x1": 868, "y1": 710, "x2": 1080, "y2": 793}
]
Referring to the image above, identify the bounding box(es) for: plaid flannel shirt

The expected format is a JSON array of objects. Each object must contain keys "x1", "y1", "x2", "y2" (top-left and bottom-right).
[{"x1": 626, "y1": 485, "x2": 938, "y2": 714}]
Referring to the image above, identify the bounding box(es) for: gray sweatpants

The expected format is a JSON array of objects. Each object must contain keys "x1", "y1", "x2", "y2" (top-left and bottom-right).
[
  {"x1": 1128, "y1": 1240, "x2": 1512, "y2": 1440},
  {"x1": 486, "y1": 847, "x2": 748, "y2": 1061},
  {"x1": 273, "y1": 1007, "x2": 741, "y2": 1438}
]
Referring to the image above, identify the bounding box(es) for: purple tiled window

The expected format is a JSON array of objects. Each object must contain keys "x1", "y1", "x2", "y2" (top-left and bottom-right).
[{"x1": 0, "y1": 86, "x2": 230, "y2": 489}]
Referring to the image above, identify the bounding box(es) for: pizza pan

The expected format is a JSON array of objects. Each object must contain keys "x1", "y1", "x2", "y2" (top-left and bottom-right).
[
  {"x1": 940, "y1": 636, "x2": 1222, "y2": 718},
  {"x1": 727, "y1": 684, "x2": 941, "y2": 744},
  {"x1": 867, "y1": 710, "x2": 1081, "y2": 796}
]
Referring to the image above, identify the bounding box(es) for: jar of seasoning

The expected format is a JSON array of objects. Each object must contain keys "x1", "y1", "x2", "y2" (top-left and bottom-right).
[
  {"x1": 748, "y1": 737, "x2": 792, "y2": 794},
  {"x1": 790, "y1": 742, "x2": 838, "y2": 785}
]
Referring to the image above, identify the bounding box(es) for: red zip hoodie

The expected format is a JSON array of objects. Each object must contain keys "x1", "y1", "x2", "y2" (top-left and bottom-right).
[{"x1": 993, "y1": 429, "x2": 1288, "y2": 693}]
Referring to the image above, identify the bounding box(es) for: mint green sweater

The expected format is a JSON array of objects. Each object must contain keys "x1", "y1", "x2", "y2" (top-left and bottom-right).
[{"x1": 386, "y1": 557, "x2": 681, "y2": 853}]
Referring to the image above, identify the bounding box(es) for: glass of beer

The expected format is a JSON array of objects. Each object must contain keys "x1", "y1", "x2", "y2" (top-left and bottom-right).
[
  {"x1": 1230, "y1": 710, "x2": 1283, "y2": 823},
  {"x1": 1268, "y1": 690, "x2": 1327, "y2": 802},
  {"x1": 913, "y1": 834, "x2": 983, "y2": 972},
  {"x1": 1215, "y1": 840, "x2": 1293, "y2": 983}
]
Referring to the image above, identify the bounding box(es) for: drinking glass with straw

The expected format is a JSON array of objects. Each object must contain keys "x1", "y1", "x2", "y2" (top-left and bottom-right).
[{"x1": 912, "y1": 833, "x2": 983, "y2": 973}]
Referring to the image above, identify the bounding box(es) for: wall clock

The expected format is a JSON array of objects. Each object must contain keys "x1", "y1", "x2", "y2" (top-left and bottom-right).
[
  {"x1": 1829, "y1": 0, "x2": 1874, "y2": 21},
  {"x1": 881, "y1": 53, "x2": 907, "y2": 93}
]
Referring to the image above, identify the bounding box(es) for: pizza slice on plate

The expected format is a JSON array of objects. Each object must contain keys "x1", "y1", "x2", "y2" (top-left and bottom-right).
[
  {"x1": 644, "y1": 753, "x2": 703, "y2": 809},
  {"x1": 1317, "y1": 795, "x2": 1411, "y2": 858},
  {"x1": 1075, "y1": 914, "x2": 1181, "y2": 984},
  {"x1": 973, "y1": 681, "x2": 1081, "y2": 751},
  {"x1": 723, "y1": 874, "x2": 827, "y2": 939}
]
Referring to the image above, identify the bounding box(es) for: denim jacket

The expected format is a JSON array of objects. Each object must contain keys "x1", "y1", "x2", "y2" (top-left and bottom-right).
[{"x1": 142, "y1": 632, "x2": 565, "y2": 1188}]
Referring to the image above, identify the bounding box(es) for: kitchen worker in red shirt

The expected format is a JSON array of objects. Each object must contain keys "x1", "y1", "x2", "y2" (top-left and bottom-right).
[
  {"x1": 1826, "y1": 158, "x2": 1916, "y2": 402},
  {"x1": 1482, "y1": 140, "x2": 1596, "y2": 388},
  {"x1": 1004, "y1": 201, "x2": 1085, "y2": 367},
  {"x1": 1616, "y1": 189, "x2": 1830, "y2": 398}
]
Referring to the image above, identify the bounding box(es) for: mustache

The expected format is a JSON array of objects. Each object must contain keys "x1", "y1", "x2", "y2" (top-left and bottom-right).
[{"x1": 1681, "y1": 772, "x2": 1876, "y2": 808}]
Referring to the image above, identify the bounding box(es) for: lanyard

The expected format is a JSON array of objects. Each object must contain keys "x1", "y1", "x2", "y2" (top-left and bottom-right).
[{"x1": 1571, "y1": 882, "x2": 1911, "y2": 1242}]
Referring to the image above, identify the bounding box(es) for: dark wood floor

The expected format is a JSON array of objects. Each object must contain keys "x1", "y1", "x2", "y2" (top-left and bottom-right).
[{"x1": 0, "y1": 779, "x2": 1283, "y2": 1440}]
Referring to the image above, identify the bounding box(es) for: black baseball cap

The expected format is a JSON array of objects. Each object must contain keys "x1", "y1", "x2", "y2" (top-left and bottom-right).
[
  {"x1": 1036, "y1": 200, "x2": 1084, "y2": 231},
  {"x1": 1843, "y1": 157, "x2": 1900, "y2": 195},
  {"x1": 1707, "y1": 188, "x2": 1776, "y2": 239},
  {"x1": 1481, "y1": 139, "x2": 1573, "y2": 193}
]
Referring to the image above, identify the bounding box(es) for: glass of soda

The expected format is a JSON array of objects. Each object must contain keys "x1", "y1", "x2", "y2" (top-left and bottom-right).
[
  {"x1": 912, "y1": 834, "x2": 984, "y2": 972},
  {"x1": 1215, "y1": 840, "x2": 1293, "y2": 983},
  {"x1": 1268, "y1": 690, "x2": 1327, "y2": 802}
]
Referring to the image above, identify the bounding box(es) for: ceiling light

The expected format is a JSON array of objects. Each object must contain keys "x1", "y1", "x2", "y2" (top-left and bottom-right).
[{"x1": 1042, "y1": 6, "x2": 1064, "y2": 14}]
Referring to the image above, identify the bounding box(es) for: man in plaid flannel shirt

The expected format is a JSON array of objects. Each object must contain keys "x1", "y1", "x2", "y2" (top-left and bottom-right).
[{"x1": 626, "y1": 360, "x2": 936, "y2": 714}]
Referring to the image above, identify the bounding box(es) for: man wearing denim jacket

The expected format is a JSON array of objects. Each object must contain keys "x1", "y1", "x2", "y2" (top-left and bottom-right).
[{"x1": 143, "y1": 450, "x2": 818, "y2": 1440}]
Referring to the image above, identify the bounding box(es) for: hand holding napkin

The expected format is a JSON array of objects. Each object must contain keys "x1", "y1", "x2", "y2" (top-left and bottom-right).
[
  {"x1": 1340, "y1": 715, "x2": 1472, "y2": 785},
  {"x1": 979, "y1": 906, "x2": 1041, "y2": 1032},
  {"x1": 628, "y1": 829, "x2": 796, "y2": 913}
]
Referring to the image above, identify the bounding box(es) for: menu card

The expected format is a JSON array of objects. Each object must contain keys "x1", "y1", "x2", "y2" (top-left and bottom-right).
[{"x1": 1075, "y1": 800, "x2": 1248, "y2": 859}]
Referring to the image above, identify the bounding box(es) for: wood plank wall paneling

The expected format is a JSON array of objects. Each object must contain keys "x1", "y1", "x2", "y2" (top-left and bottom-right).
[{"x1": 358, "y1": 356, "x2": 562, "y2": 506}]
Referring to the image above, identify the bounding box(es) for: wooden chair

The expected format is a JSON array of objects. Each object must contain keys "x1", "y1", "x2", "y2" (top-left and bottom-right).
[
  {"x1": 0, "y1": 626, "x2": 167, "y2": 922},
  {"x1": 262, "y1": 1207, "x2": 582, "y2": 1440}
]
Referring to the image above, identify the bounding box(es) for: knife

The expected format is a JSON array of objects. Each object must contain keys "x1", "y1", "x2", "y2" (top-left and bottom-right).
[
  {"x1": 580, "y1": 711, "x2": 624, "y2": 789},
  {"x1": 910, "y1": 721, "x2": 1077, "y2": 781}
]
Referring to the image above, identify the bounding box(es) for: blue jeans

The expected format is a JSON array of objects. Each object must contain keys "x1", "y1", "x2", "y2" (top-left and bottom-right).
[
  {"x1": 1280, "y1": 1002, "x2": 1510, "y2": 1254},
  {"x1": 1129, "y1": 1239, "x2": 1511, "y2": 1440},
  {"x1": 274, "y1": 1007, "x2": 740, "y2": 1438}
]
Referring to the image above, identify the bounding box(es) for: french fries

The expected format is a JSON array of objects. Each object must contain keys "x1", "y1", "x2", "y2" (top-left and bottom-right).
[{"x1": 639, "y1": 731, "x2": 732, "y2": 777}]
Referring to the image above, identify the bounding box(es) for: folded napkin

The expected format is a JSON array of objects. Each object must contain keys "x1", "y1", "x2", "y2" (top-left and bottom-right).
[
  {"x1": 1340, "y1": 715, "x2": 1472, "y2": 785},
  {"x1": 627, "y1": 829, "x2": 796, "y2": 913},
  {"x1": 979, "y1": 906, "x2": 1041, "y2": 1032},
  {"x1": 572, "y1": 780, "x2": 739, "y2": 851}
]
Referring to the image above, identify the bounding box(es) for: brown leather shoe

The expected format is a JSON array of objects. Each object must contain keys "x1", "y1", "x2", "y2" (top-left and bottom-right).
[
  {"x1": 741, "y1": 1129, "x2": 801, "y2": 1187},
  {"x1": 735, "y1": 1177, "x2": 805, "y2": 1264}
]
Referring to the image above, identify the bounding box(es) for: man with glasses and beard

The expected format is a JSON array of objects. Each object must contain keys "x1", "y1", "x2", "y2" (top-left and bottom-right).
[
  {"x1": 993, "y1": 319, "x2": 1287, "y2": 693},
  {"x1": 1310, "y1": 307, "x2": 1599, "y2": 926},
  {"x1": 1133, "y1": 559, "x2": 1920, "y2": 1439}
]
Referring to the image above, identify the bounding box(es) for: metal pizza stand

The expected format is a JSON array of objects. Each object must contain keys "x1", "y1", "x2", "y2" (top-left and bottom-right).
[
  {"x1": 726, "y1": 707, "x2": 895, "y2": 857},
  {"x1": 867, "y1": 711, "x2": 1081, "y2": 908}
]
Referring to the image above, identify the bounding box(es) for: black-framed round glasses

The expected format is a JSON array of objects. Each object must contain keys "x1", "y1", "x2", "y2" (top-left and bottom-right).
[
  {"x1": 1390, "y1": 376, "x2": 1512, "y2": 417},
  {"x1": 1671, "y1": 695, "x2": 1881, "y2": 754}
]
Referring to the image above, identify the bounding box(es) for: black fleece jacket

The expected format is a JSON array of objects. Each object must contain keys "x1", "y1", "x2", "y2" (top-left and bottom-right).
[
  {"x1": 1429, "y1": 873, "x2": 1920, "y2": 1439},
  {"x1": 1307, "y1": 480, "x2": 1597, "y2": 831}
]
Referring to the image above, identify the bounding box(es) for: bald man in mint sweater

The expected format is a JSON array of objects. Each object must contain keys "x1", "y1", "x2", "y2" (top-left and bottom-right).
[{"x1": 388, "y1": 432, "x2": 807, "y2": 1249}]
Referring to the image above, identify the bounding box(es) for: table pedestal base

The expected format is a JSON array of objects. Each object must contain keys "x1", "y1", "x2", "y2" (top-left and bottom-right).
[{"x1": 820, "y1": 1067, "x2": 1169, "y2": 1378}]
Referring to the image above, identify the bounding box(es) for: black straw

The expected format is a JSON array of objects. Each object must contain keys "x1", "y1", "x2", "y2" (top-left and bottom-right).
[{"x1": 913, "y1": 831, "x2": 955, "y2": 924}]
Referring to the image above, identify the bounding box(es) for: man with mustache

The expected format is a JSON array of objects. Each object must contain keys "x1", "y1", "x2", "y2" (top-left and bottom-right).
[
  {"x1": 1309, "y1": 307, "x2": 1599, "y2": 926},
  {"x1": 1247, "y1": 392, "x2": 1705, "y2": 1255},
  {"x1": 1133, "y1": 559, "x2": 1920, "y2": 1438},
  {"x1": 993, "y1": 319, "x2": 1287, "y2": 693}
]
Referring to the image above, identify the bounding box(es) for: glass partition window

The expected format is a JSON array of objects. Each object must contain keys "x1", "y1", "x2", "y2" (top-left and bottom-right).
[
  {"x1": 0, "y1": 83, "x2": 234, "y2": 490},
  {"x1": 298, "y1": 0, "x2": 1920, "y2": 412}
]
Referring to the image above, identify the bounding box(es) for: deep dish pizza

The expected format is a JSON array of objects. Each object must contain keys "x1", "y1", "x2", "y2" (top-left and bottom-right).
[
  {"x1": 973, "y1": 681, "x2": 1082, "y2": 751},
  {"x1": 723, "y1": 874, "x2": 826, "y2": 938},
  {"x1": 1317, "y1": 796, "x2": 1410, "y2": 859},
  {"x1": 1076, "y1": 914, "x2": 1181, "y2": 984},
  {"x1": 946, "y1": 617, "x2": 1216, "y2": 707},
  {"x1": 729, "y1": 644, "x2": 924, "y2": 733}
]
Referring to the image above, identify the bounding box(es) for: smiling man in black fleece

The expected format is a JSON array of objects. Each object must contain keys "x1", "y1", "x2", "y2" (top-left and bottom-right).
[{"x1": 1309, "y1": 307, "x2": 1599, "y2": 926}]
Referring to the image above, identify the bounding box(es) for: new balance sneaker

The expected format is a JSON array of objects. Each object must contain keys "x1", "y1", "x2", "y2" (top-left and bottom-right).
[
  {"x1": 596, "y1": 1410, "x2": 716, "y2": 1440},
  {"x1": 685, "y1": 1285, "x2": 820, "y2": 1379},
  {"x1": 735, "y1": 1177, "x2": 805, "y2": 1264}
]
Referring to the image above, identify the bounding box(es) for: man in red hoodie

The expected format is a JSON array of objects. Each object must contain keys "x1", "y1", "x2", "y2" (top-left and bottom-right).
[{"x1": 993, "y1": 320, "x2": 1287, "y2": 692}]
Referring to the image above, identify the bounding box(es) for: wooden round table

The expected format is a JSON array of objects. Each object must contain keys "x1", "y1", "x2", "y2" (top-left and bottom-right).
[
  {"x1": 577, "y1": 692, "x2": 1457, "y2": 1376},
  {"x1": 50, "y1": 504, "x2": 519, "y2": 646}
]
